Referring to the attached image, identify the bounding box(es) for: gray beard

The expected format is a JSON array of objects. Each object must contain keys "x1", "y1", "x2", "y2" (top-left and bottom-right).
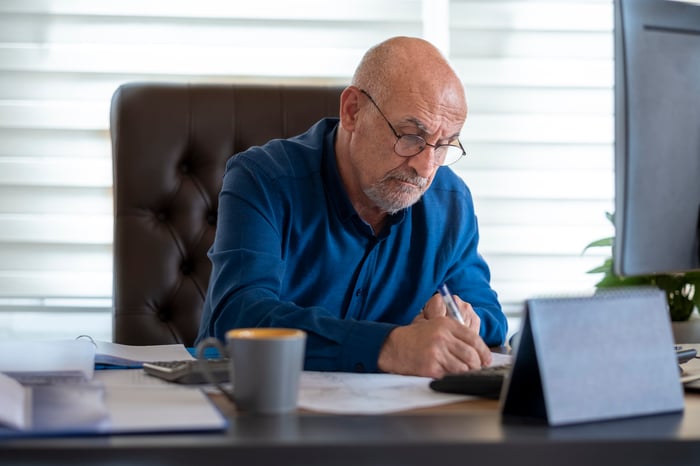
[{"x1": 364, "y1": 168, "x2": 428, "y2": 214}]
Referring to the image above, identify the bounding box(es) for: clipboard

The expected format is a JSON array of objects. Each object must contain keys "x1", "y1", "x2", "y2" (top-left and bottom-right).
[{"x1": 500, "y1": 288, "x2": 684, "y2": 426}]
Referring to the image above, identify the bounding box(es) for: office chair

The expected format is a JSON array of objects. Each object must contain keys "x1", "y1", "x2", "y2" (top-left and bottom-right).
[{"x1": 109, "y1": 83, "x2": 343, "y2": 345}]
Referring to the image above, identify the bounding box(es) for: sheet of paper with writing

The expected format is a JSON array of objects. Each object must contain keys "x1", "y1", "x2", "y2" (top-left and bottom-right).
[{"x1": 297, "y1": 352, "x2": 511, "y2": 414}]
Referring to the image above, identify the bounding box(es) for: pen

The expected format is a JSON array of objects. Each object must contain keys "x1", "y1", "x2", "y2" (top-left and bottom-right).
[{"x1": 438, "y1": 283, "x2": 466, "y2": 326}]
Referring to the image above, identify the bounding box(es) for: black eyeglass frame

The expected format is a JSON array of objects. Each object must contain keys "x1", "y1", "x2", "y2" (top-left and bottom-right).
[{"x1": 359, "y1": 89, "x2": 466, "y2": 166}]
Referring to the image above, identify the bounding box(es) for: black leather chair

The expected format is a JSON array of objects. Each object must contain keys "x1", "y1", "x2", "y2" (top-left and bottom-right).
[{"x1": 109, "y1": 83, "x2": 343, "y2": 345}]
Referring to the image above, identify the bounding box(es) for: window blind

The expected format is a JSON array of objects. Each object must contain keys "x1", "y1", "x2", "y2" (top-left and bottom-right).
[
  {"x1": 449, "y1": 0, "x2": 614, "y2": 320},
  {"x1": 0, "y1": 0, "x2": 612, "y2": 340}
]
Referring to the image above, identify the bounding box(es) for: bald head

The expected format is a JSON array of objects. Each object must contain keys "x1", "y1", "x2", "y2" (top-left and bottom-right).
[
  {"x1": 351, "y1": 36, "x2": 466, "y2": 110},
  {"x1": 335, "y1": 36, "x2": 468, "y2": 230}
]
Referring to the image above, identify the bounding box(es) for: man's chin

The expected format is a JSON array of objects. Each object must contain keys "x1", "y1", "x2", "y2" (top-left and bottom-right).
[
  {"x1": 380, "y1": 194, "x2": 423, "y2": 214},
  {"x1": 365, "y1": 181, "x2": 426, "y2": 214}
]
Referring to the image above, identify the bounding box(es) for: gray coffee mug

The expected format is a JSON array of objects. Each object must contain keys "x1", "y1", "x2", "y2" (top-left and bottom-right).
[{"x1": 196, "y1": 328, "x2": 306, "y2": 414}]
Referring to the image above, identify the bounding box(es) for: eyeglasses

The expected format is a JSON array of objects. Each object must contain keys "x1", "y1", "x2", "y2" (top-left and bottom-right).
[{"x1": 359, "y1": 89, "x2": 466, "y2": 166}]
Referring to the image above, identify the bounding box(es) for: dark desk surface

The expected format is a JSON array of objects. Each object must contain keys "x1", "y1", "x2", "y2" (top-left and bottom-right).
[{"x1": 3, "y1": 393, "x2": 700, "y2": 466}]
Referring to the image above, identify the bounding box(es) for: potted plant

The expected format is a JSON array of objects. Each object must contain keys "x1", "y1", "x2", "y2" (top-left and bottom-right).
[{"x1": 584, "y1": 212, "x2": 700, "y2": 322}]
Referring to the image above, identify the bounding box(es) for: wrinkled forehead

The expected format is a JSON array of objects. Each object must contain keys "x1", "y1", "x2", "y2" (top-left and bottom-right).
[{"x1": 385, "y1": 85, "x2": 467, "y2": 138}]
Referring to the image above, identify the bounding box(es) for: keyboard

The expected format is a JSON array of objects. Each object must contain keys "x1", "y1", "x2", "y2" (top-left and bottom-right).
[{"x1": 429, "y1": 364, "x2": 511, "y2": 399}]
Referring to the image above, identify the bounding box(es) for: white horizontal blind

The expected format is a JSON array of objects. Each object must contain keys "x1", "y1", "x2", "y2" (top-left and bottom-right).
[
  {"x1": 0, "y1": 0, "x2": 423, "y2": 340},
  {"x1": 449, "y1": 0, "x2": 614, "y2": 317},
  {"x1": 0, "y1": 0, "x2": 613, "y2": 340}
]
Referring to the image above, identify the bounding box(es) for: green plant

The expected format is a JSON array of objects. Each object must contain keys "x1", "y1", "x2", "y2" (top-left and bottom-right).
[{"x1": 583, "y1": 212, "x2": 700, "y2": 321}]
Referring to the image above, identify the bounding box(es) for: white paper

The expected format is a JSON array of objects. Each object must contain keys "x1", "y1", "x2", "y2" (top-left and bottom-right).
[
  {"x1": 297, "y1": 352, "x2": 512, "y2": 415},
  {"x1": 679, "y1": 343, "x2": 700, "y2": 386},
  {"x1": 297, "y1": 371, "x2": 470, "y2": 414},
  {"x1": 491, "y1": 352, "x2": 512, "y2": 367},
  {"x1": 0, "y1": 340, "x2": 95, "y2": 382},
  {"x1": 0, "y1": 338, "x2": 191, "y2": 383},
  {"x1": 92, "y1": 340, "x2": 193, "y2": 366}
]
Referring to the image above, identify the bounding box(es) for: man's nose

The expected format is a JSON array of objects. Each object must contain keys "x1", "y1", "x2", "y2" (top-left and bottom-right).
[{"x1": 406, "y1": 146, "x2": 439, "y2": 178}]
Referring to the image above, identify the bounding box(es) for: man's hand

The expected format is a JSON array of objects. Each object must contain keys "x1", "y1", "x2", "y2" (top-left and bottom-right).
[
  {"x1": 419, "y1": 293, "x2": 482, "y2": 333},
  {"x1": 379, "y1": 294, "x2": 492, "y2": 378}
]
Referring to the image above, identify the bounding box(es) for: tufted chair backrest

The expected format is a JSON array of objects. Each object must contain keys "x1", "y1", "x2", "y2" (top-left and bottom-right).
[{"x1": 109, "y1": 83, "x2": 343, "y2": 345}]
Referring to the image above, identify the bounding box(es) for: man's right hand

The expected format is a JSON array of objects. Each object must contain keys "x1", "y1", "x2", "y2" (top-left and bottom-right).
[{"x1": 376, "y1": 315, "x2": 492, "y2": 378}]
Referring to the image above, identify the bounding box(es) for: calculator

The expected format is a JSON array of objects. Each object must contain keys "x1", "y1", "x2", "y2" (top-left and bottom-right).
[
  {"x1": 142, "y1": 359, "x2": 231, "y2": 385},
  {"x1": 431, "y1": 347, "x2": 698, "y2": 399},
  {"x1": 429, "y1": 364, "x2": 510, "y2": 399}
]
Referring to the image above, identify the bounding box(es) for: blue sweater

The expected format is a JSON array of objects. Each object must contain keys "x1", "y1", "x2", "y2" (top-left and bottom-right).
[{"x1": 196, "y1": 118, "x2": 507, "y2": 372}]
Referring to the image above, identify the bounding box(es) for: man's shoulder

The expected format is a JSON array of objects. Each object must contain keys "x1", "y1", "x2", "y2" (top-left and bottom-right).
[
  {"x1": 265, "y1": 117, "x2": 338, "y2": 153},
  {"x1": 428, "y1": 167, "x2": 472, "y2": 199},
  {"x1": 228, "y1": 118, "x2": 338, "y2": 177}
]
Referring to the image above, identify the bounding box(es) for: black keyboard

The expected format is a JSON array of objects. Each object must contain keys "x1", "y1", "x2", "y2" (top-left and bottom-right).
[{"x1": 429, "y1": 364, "x2": 511, "y2": 399}]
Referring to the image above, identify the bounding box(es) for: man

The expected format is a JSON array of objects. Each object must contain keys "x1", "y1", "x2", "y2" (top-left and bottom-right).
[{"x1": 196, "y1": 36, "x2": 507, "y2": 378}]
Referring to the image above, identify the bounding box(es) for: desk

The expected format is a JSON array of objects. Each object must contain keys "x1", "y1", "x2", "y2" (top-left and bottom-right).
[{"x1": 3, "y1": 394, "x2": 700, "y2": 466}]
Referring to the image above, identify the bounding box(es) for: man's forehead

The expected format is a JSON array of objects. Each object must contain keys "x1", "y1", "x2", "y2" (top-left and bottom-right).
[{"x1": 399, "y1": 115, "x2": 463, "y2": 140}]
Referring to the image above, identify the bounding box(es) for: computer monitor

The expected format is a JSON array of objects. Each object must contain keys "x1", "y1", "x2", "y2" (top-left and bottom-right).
[{"x1": 613, "y1": 0, "x2": 700, "y2": 277}]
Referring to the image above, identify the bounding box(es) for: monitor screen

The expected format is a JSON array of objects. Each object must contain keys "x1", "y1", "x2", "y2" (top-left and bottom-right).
[{"x1": 613, "y1": 0, "x2": 700, "y2": 276}]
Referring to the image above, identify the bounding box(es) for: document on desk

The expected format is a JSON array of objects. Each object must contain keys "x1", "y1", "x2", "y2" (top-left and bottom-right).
[
  {"x1": 297, "y1": 372, "x2": 467, "y2": 414},
  {"x1": 297, "y1": 353, "x2": 511, "y2": 414},
  {"x1": 679, "y1": 343, "x2": 700, "y2": 387},
  {"x1": 90, "y1": 339, "x2": 193, "y2": 367}
]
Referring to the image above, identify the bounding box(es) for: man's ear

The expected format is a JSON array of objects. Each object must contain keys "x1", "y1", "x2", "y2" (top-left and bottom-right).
[{"x1": 339, "y1": 86, "x2": 361, "y2": 131}]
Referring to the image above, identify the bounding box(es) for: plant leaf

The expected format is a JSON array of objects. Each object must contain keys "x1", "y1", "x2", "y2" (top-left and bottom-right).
[
  {"x1": 584, "y1": 210, "x2": 698, "y2": 321},
  {"x1": 587, "y1": 265, "x2": 611, "y2": 274},
  {"x1": 582, "y1": 237, "x2": 614, "y2": 254}
]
